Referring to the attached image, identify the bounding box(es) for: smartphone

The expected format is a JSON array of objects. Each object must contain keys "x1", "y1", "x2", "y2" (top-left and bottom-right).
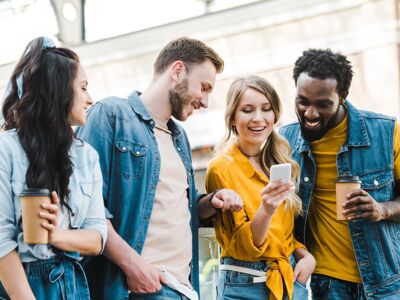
[{"x1": 270, "y1": 163, "x2": 291, "y2": 183}]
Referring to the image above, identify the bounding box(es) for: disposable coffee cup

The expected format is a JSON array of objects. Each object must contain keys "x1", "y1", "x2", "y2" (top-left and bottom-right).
[
  {"x1": 335, "y1": 175, "x2": 361, "y2": 221},
  {"x1": 19, "y1": 188, "x2": 51, "y2": 244}
]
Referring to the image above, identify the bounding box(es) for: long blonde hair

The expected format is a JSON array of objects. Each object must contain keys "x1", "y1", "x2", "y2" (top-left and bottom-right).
[{"x1": 216, "y1": 75, "x2": 302, "y2": 216}]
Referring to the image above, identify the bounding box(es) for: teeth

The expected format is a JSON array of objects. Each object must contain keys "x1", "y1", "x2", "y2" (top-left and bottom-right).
[
  {"x1": 249, "y1": 127, "x2": 266, "y2": 131},
  {"x1": 305, "y1": 121, "x2": 319, "y2": 128}
]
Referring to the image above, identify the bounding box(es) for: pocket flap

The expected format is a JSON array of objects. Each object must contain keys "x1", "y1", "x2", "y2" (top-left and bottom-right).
[
  {"x1": 360, "y1": 170, "x2": 392, "y2": 190},
  {"x1": 115, "y1": 140, "x2": 147, "y2": 157}
]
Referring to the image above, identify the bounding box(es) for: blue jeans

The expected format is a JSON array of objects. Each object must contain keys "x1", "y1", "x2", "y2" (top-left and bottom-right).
[
  {"x1": 217, "y1": 257, "x2": 309, "y2": 300},
  {"x1": 0, "y1": 252, "x2": 90, "y2": 300},
  {"x1": 129, "y1": 285, "x2": 190, "y2": 300},
  {"x1": 310, "y1": 274, "x2": 366, "y2": 300}
]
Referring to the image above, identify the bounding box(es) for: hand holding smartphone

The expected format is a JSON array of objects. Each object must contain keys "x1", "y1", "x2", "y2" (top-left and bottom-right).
[{"x1": 270, "y1": 163, "x2": 291, "y2": 183}]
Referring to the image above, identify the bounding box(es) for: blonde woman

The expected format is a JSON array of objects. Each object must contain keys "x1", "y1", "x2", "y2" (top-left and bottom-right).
[{"x1": 206, "y1": 76, "x2": 315, "y2": 300}]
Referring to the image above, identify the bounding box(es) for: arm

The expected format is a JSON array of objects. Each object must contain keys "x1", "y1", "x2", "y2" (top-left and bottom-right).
[
  {"x1": 205, "y1": 164, "x2": 290, "y2": 258},
  {"x1": 0, "y1": 139, "x2": 34, "y2": 298},
  {"x1": 342, "y1": 183, "x2": 400, "y2": 222},
  {"x1": 292, "y1": 247, "x2": 316, "y2": 285},
  {"x1": 41, "y1": 192, "x2": 103, "y2": 255},
  {"x1": 342, "y1": 121, "x2": 400, "y2": 222},
  {"x1": 251, "y1": 180, "x2": 294, "y2": 246},
  {"x1": 78, "y1": 104, "x2": 166, "y2": 292},
  {"x1": 103, "y1": 220, "x2": 167, "y2": 293},
  {"x1": 0, "y1": 250, "x2": 35, "y2": 299}
]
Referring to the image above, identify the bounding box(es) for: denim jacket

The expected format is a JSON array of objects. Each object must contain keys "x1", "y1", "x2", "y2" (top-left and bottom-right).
[
  {"x1": 76, "y1": 91, "x2": 201, "y2": 300},
  {"x1": 0, "y1": 130, "x2": 107, "y2": 262},
  {"x1": 280, "y1": 101, "x2": 400, "y2": 299}
]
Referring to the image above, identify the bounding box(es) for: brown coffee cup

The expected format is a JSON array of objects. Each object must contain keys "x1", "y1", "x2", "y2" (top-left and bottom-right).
[
  {"x1": 335, "y1": 175, "x2": 361, "y2": 221},
  {"x1": 19, "y1": 188, "x2": 51, "y2": 244}
]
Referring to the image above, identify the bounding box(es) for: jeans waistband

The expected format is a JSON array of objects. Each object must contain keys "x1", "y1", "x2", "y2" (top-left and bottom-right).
[{"x1": 220, "y1": 257, "x2": 270, "y2": 272}]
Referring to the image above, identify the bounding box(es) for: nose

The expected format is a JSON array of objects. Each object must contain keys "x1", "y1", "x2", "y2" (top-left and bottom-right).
[
  {"x1": 87, "y1": 93, "x2": 93, "y2": 105},
  {"x1": 200, "y1": 95, "x2": 208, "y2": 109},
  {"x1": 304, "y1": 106, "x2": 319, "y2": 120},
  {"x1": 252, "y1": 109, "x2": 263, "y2": 121}
]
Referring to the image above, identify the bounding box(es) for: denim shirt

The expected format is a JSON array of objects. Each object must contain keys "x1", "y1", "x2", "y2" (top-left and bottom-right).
[
  {"x1": 280, "y1": 101, "x2": 400, "y2": 299},
  {"x1": 76, "y1": 91, "x2": 201, "y2": 300},
  {"x1": 0, "y1": 130, "x2": 107, "y2": 262}
]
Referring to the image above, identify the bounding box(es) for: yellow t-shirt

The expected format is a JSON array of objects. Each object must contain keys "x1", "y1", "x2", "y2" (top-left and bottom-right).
[
  {"x1": 205, "y1": 143, "x2": 305, "y2": 300},
  {"x1": 308, "y1": 117, "x2": 400, "y2": 282}
]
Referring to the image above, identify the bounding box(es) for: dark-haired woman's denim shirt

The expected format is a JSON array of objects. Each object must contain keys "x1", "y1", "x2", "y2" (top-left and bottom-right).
[{"x1": 0, "y1": 130, "x2": 107, "y2": 261}]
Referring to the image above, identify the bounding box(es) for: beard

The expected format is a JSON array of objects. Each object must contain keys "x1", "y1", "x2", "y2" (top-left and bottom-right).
[
  {"x1": 298, "y1": 104, "x2": 342, "y2": 142},
  {"x1": 168, "y1": 79, "x2": 192, "y2": 121}
]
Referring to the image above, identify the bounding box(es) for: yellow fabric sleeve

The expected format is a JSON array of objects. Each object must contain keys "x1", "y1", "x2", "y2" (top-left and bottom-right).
[{"x1": 205, "y1": 165, "x2": 269, "y2": 259}]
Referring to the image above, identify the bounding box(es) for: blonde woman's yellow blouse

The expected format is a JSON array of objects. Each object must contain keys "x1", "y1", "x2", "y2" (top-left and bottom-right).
[{"x1": 205, "y1": 144, "x2": 305, "y2": 300}]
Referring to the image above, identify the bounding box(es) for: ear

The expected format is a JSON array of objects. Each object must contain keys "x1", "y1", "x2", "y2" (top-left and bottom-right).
[{"x1": 170, "y1": 60, "x2": 186, "y2": 83}]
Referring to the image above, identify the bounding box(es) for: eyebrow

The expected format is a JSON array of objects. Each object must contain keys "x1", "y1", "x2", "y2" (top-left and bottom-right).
[{"x1": 297, "y1": 95, "x2": 333, "y2": 103}]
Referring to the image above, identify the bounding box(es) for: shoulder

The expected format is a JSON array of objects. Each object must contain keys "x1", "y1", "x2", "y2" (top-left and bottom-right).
[
  {"x1": 0, "y1": 130, "x2": 21, "y2": 153},
  {"x1": 71, "y1": 139, "x2": 100, "y2": 166},
  {"x1": 358, "y1": 109, "x2": 396, "y2": 122},
  {"x1": 207, "y1": 152, "x2": 234, "y2": 174},
  {"x1": 279, "y1": 122, "x2": 301, "y2": 143},
  {"x1": 88, "y1": 96, "x2": 136, "y2": 121}
]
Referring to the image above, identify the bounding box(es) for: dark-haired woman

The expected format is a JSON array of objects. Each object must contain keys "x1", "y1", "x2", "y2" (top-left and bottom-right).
[{"x1": 0, "y1": 37, "x2": 107, "y2": 299}]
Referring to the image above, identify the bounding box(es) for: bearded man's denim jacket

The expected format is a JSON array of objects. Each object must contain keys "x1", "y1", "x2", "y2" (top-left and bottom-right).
[
  {"x1": 76, "y1": 91, "x2": 201, "y2": 300},
  {"x1": 280, "y1": 101, "x2": 400, "y2": 299}
]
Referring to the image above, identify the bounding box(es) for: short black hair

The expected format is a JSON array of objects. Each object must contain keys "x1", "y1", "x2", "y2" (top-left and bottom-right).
[{"x1": 293, "y1": 48, "x2": 353, "y2": 100}]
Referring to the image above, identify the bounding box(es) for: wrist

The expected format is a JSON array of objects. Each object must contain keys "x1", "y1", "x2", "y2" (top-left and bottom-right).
[
  {"x1": 48, "y1": 229, "x2": 63, "y2": 247},
  {"x1": 206, "y1": 189, "x2": 221, "y2": 212},
  {"x1": 379, "y1": 202, "x2": 390, "y2": 221},
  {"x1": 120, "y1": 250, "x2": 140, "y2": 276}
]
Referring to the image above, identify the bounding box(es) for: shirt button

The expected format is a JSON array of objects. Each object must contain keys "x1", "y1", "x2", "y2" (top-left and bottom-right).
[
  {"x1": 374, "y1": 179, "x2": 379, "y2": 186},
  {"x1": 150, "y1": 120, "x2": 154, "y2": 125},
  {"x1": 122, "y1": 147, "x2": 127, "y2": 151},
  {"x1": 304, "y1": 177, "x2": 309, "y2": 182},
  {"x1": 136, "y1": 151, "x2": 140, "y2": 155},
  {"x1": 177, "y1": 147, "x2": 181, "y2": 151}
]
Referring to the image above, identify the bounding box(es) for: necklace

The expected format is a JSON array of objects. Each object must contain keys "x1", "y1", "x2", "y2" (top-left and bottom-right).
[
  {"x1": 148, "y1": 109, "x2": 172, "y2": 134},
  {"x1": 237, "y1": 145, "x2": 261, "y2": 158}
]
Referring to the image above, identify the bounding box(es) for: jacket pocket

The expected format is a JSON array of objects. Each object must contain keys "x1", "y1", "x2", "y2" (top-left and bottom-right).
[
  {"x1": 115, "y1": 139, "x2": 147, "y2": 179},
  {"x1": 358, "y1": 170, "x2": 393, "y2": 202}
]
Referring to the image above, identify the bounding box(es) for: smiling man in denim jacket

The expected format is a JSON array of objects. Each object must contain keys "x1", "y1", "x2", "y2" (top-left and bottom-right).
[
  {"x1": 76, "y1": 37, "x2": 243, "y2": 300},
  {"x1": 280, "y1": 49, "x2": 400, "y2": 300}
]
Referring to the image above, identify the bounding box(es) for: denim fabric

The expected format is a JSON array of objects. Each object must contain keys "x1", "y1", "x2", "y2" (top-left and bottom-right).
[
  {"x1": 129, "y1": 285, "x2": 190, "y2": 300},
  {"x1": 76, "y1": 91, "x2": 201, "y2": 300},
  {"x1": 280, "y1": 101, "x2": 400, "y2": 299},
  {"x1": 310, "y1": 274, "x2": 367, "y2": 300},
  {"x1": 0, "y1": 130, "x2": 107, "y2": 262},
  {"x1": 217, "y1": 257, "x2": 309, "y2": 300},
  {"x1": 0, "y1": 252, "x2": 90, "y2": 300}
]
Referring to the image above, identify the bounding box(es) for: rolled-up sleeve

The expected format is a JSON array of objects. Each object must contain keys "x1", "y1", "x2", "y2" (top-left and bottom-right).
[
  {"x1": 80, "y1": 149, "x2": 107, "y2": 253},
  {"x1": 0, "y1": 138, "x2": 18, "y2": 259}
]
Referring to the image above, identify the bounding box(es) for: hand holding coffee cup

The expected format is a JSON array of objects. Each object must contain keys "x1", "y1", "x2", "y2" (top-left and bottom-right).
[
  {"x1": 342, "y1": 188, "x2": 386, "y2": 222},
  {"x1": 335, "y1": 175, "x2": 361, "y2": 221},
  {"x1": 20, "y1": 189, "x2": 59, "y2": 244},
  {"x1": 39, "y1": 191, "x2": 60, "y2": 243}
]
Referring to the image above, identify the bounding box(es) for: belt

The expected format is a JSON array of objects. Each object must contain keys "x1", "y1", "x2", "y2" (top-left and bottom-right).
[{"x1": 219, "y1": 264, "x2": 267, "y2": 283}]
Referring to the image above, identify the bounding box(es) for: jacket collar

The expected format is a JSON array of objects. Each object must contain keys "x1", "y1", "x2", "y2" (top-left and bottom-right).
[
  {"x1": 127, "y1": 90, "x2": 182, "y2": 137},
  {"x1": 295, "y1": 100, "x2": 370, "y2": 153}
]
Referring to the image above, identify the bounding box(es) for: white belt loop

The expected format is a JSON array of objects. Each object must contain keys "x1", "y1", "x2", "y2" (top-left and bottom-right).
[{"x1": 219, "y1": 264, "x2": 267, "y2": 283}]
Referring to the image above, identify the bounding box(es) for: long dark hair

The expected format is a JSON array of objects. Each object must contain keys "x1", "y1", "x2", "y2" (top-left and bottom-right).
[{"x1": 2, "y1": 37, "x2": 80, "y2": 211}]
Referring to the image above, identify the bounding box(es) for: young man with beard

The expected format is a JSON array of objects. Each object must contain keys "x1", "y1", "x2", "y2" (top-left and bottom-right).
[
  {"x1": 280, "y1": 49, "x2": 400, "y2": 300},
  {"x1": 76, "y1": 37, "x2": 243, "y2": 300}
]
